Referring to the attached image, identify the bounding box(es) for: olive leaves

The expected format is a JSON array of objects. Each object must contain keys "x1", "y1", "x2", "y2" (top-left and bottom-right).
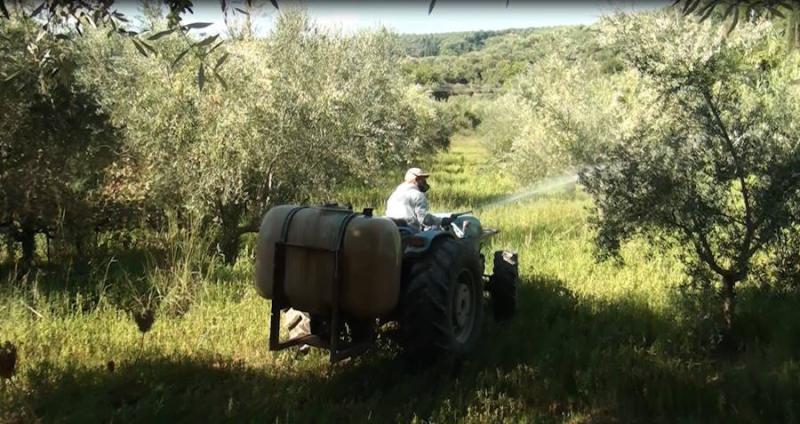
[
  {"x1": 673, "y1": 0, "x2": 798, "y2": 44},
  {"x1": 0, "y1": 0, "x2": 282, "y2": 91}
]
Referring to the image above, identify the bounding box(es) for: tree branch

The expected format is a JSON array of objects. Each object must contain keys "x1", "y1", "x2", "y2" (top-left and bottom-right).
[
  {"x1": 669, "y1": 212, "x2": 728, "y2": 277},
  {"x1": 236, "y1": 219, "x2": 260, "y2": 235},
  {"x1": 701, "y1": 88, "x2": 754, "y2": 275}
]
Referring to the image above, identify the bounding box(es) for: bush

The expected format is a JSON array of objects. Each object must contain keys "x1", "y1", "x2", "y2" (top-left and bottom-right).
[
  {"x1": 0, "y1": 15, "x2": 119, "y2": 268},
  {"x1": 478, "y1": 53, "x2": 648, "y2": 184}
]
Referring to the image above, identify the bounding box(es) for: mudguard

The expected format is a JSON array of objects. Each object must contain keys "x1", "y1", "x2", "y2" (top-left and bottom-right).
[{"x1": 403, "y1": 229, "x2": 453, "y2": 258}]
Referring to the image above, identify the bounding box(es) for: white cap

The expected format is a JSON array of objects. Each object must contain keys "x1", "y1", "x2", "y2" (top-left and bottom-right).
[{"x1": 404, "y1": 167, "x2": 430, "y2": 182}]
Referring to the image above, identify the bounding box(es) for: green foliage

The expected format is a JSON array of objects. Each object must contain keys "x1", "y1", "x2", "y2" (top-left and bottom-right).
[
  {"x1": 478, "y1": 48, "x2": 647, "y2": 184},
  {"x1": 472, "y1": 8, "x2": 800, "y2": 343},
  {"x1": 398, "y1": 29, "x2": 519, "y2": 58},
  {"x1": 0, "y1": 10, "x2": 452, "y2": 265},
  {"x1": 400, "y1": 25, "x2": 625, "y2": 88},
  {"x1": 420, "y1": 23, "x2": 635, "y2": 187},
  {"x1": 675, "y1": 0, "x2": 800, "y2": 46},
  {"x1": 449, "y1": 96, "x2": 483, "y2": 130},
  {"x1": 581, "y1": 11, "x2": 800, "y2": 334},
  {"x1": 0, "y1": 15, "x2": 119, "y2": 264},
  {"x1": 0, "y1": 1, "x2": 226, "y2": 93},
  {"x1": 5, "y1": 4, "x2": 800, "y2": 422}
]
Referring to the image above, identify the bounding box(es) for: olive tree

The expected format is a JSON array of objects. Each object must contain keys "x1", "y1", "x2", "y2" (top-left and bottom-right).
[
  {"x1": 0, "y1": 15, "x2": 118, "y2": 268},
  {"x1": 76, "y1": 10, "x2": 445, "y2": 263},
  {"x1": 582, "y1": 11, "x2": 800, "y2": 343}
]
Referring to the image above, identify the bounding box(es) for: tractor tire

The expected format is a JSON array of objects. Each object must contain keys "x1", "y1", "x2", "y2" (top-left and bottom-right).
[
  {"x1": 488, "y1": 250, "x2": 518, "y2": 321},
  {"x1": 400, "y1": 237, "x2": 484, "y2": 363}
]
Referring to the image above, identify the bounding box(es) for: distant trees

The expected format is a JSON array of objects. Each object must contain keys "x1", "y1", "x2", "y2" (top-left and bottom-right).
[
  {"x1": 404, "y1": 35, "x2": 440, "y2": 57},
  {"x1": 400, "y1": 25, "x2": 619, "y2": 88},
  {"x1": 399, "y1": 29, "x2": 513, "y2": 58},
  {"x1": 476, "y1": 38, "x2": 642, "y2": 184},
  {"x1": 581, "y1": 12, "x2": 800, "y2": 344}
]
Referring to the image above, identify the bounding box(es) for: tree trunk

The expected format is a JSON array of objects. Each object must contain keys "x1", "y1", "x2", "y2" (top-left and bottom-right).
[
  {"x1": 720, "y1": 277, "x2": 737, "y2": 350},
  {"x1": 215, "y1": 202, "x2": 252, "y2": 265},
  {"x1": 73, "y1": 232, "x2": 91, "y2": 275},
  {"x1": 3, "y1": 235, "x2": 14, "y2": 262},
  {"x1": 74, "y1": 235, "x2": 84, "y2": 260},
  {"x1": 218, "y1": 226, "x2": 239, "y2": 265},
  {"x1": 20, "y1": 227, "x2": 36, "y2": 274}
]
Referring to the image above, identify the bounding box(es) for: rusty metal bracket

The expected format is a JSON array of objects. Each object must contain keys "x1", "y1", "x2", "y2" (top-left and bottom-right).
[{"x1": 269, "y1": 206, "x2": 307, "y2": 352}]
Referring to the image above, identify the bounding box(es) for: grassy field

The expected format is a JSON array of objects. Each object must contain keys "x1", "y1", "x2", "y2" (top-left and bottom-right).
[{"x1": 2, "y1": 135, "x2": 800, "y2": 423}]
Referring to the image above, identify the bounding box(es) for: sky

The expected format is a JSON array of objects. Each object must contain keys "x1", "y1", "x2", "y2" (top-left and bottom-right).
[{"x1": 116, "y1": 1, "x2": 671, "y2": 36}]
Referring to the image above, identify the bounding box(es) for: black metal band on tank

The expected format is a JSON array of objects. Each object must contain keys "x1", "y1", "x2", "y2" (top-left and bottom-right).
[
  {"x1": 279, "y1": 206, "x2": 308, "y2": 245},
  {"x1": 329, "y1": 211, "x2": 359, "y2": 363},
  {"x1": 269, "y1": 206, "x2": 308, "y2": 351}
]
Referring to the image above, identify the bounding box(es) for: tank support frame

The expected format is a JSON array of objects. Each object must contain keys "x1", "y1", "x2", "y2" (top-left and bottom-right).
[{"x1": 268, "y1": 207, "x2": 373, "y2": 363}]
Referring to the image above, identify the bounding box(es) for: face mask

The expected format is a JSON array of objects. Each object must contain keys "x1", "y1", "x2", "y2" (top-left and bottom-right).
[{"x1": 418, "y1": 180, "x2": 430, "y2": 193}]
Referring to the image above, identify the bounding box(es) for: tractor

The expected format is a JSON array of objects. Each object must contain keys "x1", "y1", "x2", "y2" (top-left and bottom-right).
[{"x1": 254, "y1": 204, "x2": 518, "y2": 363}]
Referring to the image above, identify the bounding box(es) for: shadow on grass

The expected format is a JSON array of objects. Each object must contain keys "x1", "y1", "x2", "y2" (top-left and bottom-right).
[
  {"x1": 12, "y1": 350, "x2": 463, "y2": 422},
  {"x1": 8, "y1": 276, "x2": 800, "y2": 423},
  {"x1": 465, "y1": 276, "x2": 800, "y2": 422}
]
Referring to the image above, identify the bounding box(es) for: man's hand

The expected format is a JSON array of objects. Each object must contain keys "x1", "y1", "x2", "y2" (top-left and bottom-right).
[{"x1": 441, "y1": 215, "x2": 456, "y2": 227}]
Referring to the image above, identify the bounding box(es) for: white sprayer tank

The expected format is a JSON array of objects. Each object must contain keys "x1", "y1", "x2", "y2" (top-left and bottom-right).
[{"x1": 255, "y1": 205, "x2": 402, "y2": 318}]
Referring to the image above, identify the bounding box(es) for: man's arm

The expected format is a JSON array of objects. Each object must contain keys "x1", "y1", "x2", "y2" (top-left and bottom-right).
[{"x1": 415, "y1": 193, "x2": 442, "y2": 228}]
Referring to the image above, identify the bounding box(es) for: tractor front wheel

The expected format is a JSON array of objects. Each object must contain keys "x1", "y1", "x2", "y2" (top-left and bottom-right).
[{"x1": 400, "y1": 237, "x2": 484, "y2": 363}]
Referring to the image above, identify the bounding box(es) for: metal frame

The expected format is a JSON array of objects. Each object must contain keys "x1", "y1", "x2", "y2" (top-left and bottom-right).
[{"x1": 268, "y1": 206, "x2": 373, "y2": 363}]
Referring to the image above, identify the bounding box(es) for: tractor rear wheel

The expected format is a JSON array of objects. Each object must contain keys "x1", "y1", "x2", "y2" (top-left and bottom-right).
[
  {"x1": 400, "y1": 237, "x2": 484, "y2": 363},
  {"x1": 488, "y1": 250, "x2": 518, "y2": 321}
]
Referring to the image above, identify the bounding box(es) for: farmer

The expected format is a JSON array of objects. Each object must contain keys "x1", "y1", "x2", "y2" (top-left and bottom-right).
[{"x1": 385, "y1": 167, "x2": 446, "y2": 231}]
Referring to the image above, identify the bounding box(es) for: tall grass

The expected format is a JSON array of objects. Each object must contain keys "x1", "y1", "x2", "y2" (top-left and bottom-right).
[{"x1": 1, "y1": 134, "x2": 799, "y2": 423}]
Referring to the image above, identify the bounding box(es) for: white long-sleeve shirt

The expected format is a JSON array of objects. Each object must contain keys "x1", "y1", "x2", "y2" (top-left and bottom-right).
[{"x1": 385, "y1": 182, "x2": 442, "y2": 231}]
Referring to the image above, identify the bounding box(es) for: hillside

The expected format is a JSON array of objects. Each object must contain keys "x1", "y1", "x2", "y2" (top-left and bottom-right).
[{"x1": 399, "y1": 25, "x2": 623, "y2": 88}]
